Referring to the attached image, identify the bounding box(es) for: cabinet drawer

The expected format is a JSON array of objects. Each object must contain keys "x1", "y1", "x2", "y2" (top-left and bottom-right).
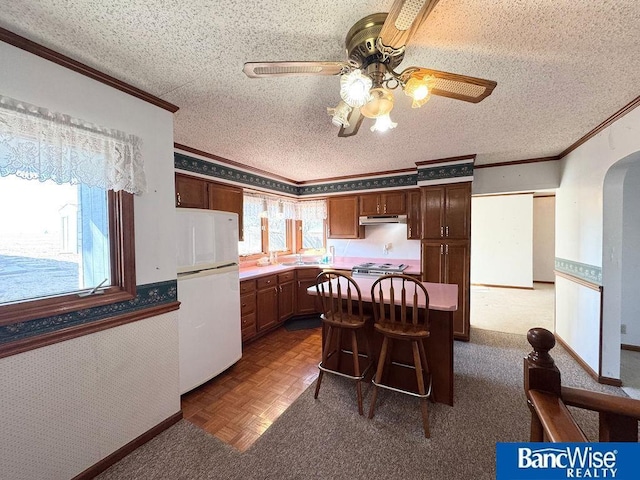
[
  {"x1": 241, "y1": 313, "x2": 256, "y2": 341},
  {"x1": 240, "y1": 292, "x2": 256, "y2": 315},
  {"x1": 256, "y1": 275, "x2": 277, "y2": 290},
  {"x1": 295, "y1": 268, "x2": 321, "y2": 281},
  {"x1": 277, "y1": 271, "x2": 295, "y2": 283},
  {"x1": 240, "y1": 279, "x2": 255, "y2": 294}
]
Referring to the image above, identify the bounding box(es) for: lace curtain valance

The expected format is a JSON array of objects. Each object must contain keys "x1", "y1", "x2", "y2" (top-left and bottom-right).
[
  {"x1": 243, "y1": 192, "x2": 326, "y2": 221},
  {"x1": 0, "y1": 94, "x2": 146, "y2": 194}
]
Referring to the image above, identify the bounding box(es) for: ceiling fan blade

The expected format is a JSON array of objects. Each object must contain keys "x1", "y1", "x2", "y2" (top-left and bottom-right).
[
  {"x1": 243, "y1": 61, "x2": 348, "y2": 78},
  {"x1": 338, "y1": 108, "x2": 364, "y2": 138},
  {"x1": 403, "y1": 68, "x2": 497, "y2": 103},
  {"x1": 378, "y1": 0, "x2": 440, "y2": 51}
]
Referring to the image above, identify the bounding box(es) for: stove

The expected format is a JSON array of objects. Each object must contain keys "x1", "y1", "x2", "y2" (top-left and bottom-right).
[{"x1": 351, "y1": 262, "x2": 408, "y2": 276}]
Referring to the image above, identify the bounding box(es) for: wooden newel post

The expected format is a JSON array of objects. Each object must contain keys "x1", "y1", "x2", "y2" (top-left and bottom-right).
[{"x1": 524, "y1": 327, "x2": 561, "y2": 441}]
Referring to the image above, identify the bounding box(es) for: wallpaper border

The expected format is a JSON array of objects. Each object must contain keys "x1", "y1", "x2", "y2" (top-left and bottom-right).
[
  {"x1": 555, "y1": 258, "x2": 603, "y2": 285},
  {"x1": 0, "y1": 280, "x2": 177, "y2": 345}
]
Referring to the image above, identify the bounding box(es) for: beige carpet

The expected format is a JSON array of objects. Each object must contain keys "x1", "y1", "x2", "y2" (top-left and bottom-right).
[{"x1": 471, "y1": 282, "x2": 554, "y2": 335}]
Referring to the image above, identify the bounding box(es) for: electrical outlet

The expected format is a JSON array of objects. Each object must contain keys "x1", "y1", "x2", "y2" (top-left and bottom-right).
[{"x1": 621, "y1": 324, "x2": 627, "y2": 334}]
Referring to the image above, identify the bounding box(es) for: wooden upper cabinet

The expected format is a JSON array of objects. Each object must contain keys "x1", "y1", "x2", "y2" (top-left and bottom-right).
[
  {"x1": 422, "y1": 182, "x2": 471, "y2": 240},
  {"x1": 208, "y1": 181, "x2": 244, "y2": 240},
  {"x1": 359, "y1": 191, "x2": 406, "y2": 215},
  {"x1": 444, "y1": 183, "x2": 471, "y2": 239},
  {"x1": 327, "y1": 195, "x2": 364, "y2": 239},
  {"x1": 406, "y1": 189, "x2": 422, "y2": 239},
  {"x1": 175, "y1": 173, "x2": 208, "y2": 209},
  {"x1": 175, "y1": 173, "x2": 244, "y2": 240}
]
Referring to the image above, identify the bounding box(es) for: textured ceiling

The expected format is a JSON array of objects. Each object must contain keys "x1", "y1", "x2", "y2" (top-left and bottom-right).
[{"x1": 2, "y1": 1, "x2": 640, "y2": 182}]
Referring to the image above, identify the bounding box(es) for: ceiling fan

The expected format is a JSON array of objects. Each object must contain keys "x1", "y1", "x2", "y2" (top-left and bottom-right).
[{"x1": 243, "y1": 0, "x2": 497, "y2": 137}]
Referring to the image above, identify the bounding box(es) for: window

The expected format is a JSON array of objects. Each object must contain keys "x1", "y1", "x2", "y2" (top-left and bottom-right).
[
  {"x1": 296, "y1": 200, "x2": 327, "y2": 253},
  {"x1": 297, "y1": 218, "x2": 326, "y2": 251},
  {"x1": 0, "y1": 177, "x2": 111, "y2": 303},
  {"x1": 238, "y1": 194, "x2": 296, "y2": 257},
  {"x1": 0, "y1": 94, "x2": 142, "y2": 327}
]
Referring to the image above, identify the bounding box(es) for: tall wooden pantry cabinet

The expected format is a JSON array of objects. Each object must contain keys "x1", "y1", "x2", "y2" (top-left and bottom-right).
[{"x1": 420, "y1": 182, "x2": 471, "y2": 341}]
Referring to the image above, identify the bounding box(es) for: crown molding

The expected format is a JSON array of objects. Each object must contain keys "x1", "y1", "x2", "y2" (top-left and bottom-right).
[
  {"x1": 174, "y1": 143, "x2": 297, "y2": 185},
  {"x1": 297, "y1": 167, "x2": 417, "y2": 185},
  {"x1": 558, "y1": 94, "x2": 640, "y2": 159},
  {"x1": 415, "y1": 154, "x2": 476, "y2": 167},
  {"x1": 0, "y1": 27, "x2": 179, "y2": 113},
  {"x1": 473, "y1": 156, "x2": 560, "y2": 169}
]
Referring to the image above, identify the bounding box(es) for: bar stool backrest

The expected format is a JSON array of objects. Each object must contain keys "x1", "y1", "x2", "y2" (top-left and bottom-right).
[
  {"x1": 315, "y1": 270, "x2": 365, "y2": 323},
  {"x1": 370, "y1": 274, "x2": 430, "y2": 329}
]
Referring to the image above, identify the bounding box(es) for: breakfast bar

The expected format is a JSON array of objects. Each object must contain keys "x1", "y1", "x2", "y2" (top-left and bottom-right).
[{"x1": 308, "y1": 275, "x2": 458, "y2": 405}]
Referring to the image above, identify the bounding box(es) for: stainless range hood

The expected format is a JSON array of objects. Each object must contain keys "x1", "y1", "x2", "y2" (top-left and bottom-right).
[{"x1": 358, "y1": 214, "x2": 407, "y2": 225}]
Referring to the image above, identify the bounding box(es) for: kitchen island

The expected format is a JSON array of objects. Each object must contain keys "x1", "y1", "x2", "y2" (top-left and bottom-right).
[{"x1": 308, "y1": 275, "x2": 457, "y2": 406}]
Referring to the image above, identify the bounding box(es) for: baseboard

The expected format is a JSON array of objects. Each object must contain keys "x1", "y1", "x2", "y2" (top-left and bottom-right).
[
  {"x1": 622, "y1": 344, "x2": 640, "y2": 352},
  {"x1": 555, "y1": 334, "x2": 623, "y2": 387},
  {"x1": 72, "y1": 410, "x2": 183, "y2": 480},
  {"x1": 554, "y1": 334, "x2": 599, "y2": 383},
  {"x1": 471, "y1": 283, "x2": 534, "y2": 290}
]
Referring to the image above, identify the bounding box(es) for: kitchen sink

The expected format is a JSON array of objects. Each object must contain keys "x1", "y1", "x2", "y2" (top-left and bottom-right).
[{"x1": 280, "y1": 261, "x2": 323, "y2": 266}]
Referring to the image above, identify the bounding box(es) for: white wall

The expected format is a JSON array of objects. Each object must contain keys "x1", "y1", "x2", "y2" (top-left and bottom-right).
[
  {"x1": 473, "y1": 160, "x2": 561, "y2": 195},
  {"x1": 0, "y1": 42, "x2": 178, "y2": 479},
  {"x1": 533, "y1": 196, "x2": 556, "y2": 282},
  {"x1": 470, "y1": 194, "x2": 533, "y2": 288},
  {"x1": 327, "y1": 224, "x2": 420, "y2": 260},
  {"x1": 557, "y1": 103, "x2": 640, "y2": 380}
]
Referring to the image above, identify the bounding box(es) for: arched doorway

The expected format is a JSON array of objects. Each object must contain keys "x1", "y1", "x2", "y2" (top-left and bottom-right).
[{"x1": 602, "y1": 151, "x2": 640, "y2": 397}]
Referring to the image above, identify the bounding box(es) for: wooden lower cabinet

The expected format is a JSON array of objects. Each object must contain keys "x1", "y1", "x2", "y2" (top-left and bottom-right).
[
  {"x1": 256, "y1": 275, "x2": 279, "y2": 332},
  {"x1": 421, "y1": 240, "x2": 470, "y2": 341},
  {"x1": 295, "y1": 268, "x2": 321, "y2": 315},
  {"x1": 240, "y1": 279, "x2": 257, "y2": 341},
  {"x1": 277, "y1": 271, "x2": 296, "y2": 322}
]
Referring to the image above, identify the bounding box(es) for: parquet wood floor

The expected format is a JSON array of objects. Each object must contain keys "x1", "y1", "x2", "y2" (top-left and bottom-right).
[{"x1": 181, "y1": 325, "x2": 322, "y2": 452}]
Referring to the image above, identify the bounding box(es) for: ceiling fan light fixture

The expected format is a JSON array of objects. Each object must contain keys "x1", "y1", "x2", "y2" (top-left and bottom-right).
[
  {"x1": 360, "y1": 87, "x2": 394, "y2": 119},
  {"x1": 370, "y1": 113, "x2": 397, "y2": 133},
  {"x1": 327, "y1": 100, "x2": 353, "y2": 127},
  {"x1": 404, "y1": 76, "x2": 432, "y2": 108},
  {"x1": 340, "y1": 69, "x2": 372, "y2": 107}
]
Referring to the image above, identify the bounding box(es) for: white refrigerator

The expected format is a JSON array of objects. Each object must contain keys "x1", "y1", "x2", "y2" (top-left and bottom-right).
[{"x1": 176, "y1": 208, "x2": 242, "y2": 395}]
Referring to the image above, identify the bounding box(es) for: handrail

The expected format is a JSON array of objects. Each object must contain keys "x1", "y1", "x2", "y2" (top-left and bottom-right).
[
  {"x1": 524, "y1": 327, "x2": 640, "y2": 442},
  {"x1": 561, "y1": 386, "x2": 640, "y2": 418},
  {"x1": 528, "y1": 390, "x2": 587, "y2": 442}
]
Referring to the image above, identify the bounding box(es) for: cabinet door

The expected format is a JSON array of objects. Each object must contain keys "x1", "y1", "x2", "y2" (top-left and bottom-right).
[
  {"x1": 422, "y1": 186, "x2": 445, "y2": 239},
  {"x1": 444, "y1": 182, "x2": 471, "y2": 239},
  {"x1": 407, "y1": 189, "x2": 422, "y2": 239},
  {"x1": 208, "y1": 182, "x2": 244, "y2": 240},
  {"x1": 382, "y1": 191, "x2": 406, "y2": 215},
  {"x1": 420, "y1": 241, "x2": 444, "y2": 283},
  {"x1": 256, "y1": 286, "x2": 278, "y2": 331},
  {"x1": 359, "y1": 194, "x2": 380, "y2": 215},
  {"x1": 175, "y1": 173, "x2": 208, "y2": 209},
  {"x1": 445, "y1": 241, "x2": 470, "y2": 341},
  {"x1": 327, "y1": 196, "x2": 363, "y2": 239},
  {"x1": 296, "y1": 269, "x2": 321, "y2": 315},
  {"x1": 278, "y1": 280, "x2": 296, "y2": 322}
]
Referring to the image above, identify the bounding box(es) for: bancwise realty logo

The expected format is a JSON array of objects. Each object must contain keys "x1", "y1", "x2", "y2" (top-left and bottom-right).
[{"x1": 497, "y1": 443, "x2": 640, "y2": 479}]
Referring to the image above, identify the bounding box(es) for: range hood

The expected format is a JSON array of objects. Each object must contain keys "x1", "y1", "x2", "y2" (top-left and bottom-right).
[{"x1": 359, "y1": 214, "x2": 407, "y2": 225}]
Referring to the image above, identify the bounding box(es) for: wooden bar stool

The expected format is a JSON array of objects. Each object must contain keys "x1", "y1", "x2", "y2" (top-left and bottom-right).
[
  {"x1": 314, "y1": 270, "x2": 374, "y2": 415},
  {"x1": 368, "y1": 274, "x2": 432, "y2": 437}
]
